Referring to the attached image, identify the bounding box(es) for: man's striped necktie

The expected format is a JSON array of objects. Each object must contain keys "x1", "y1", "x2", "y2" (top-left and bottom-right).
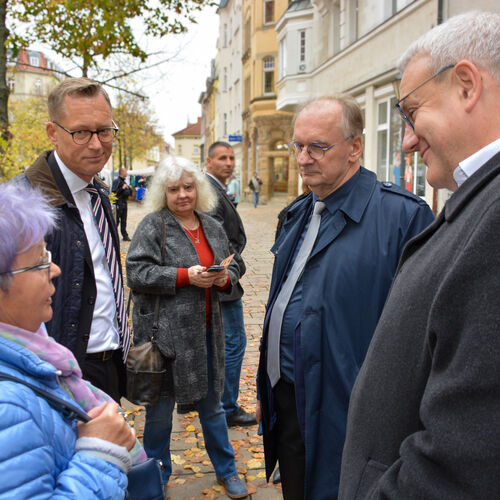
[{"x1": 85, "y1": 182, "x2": 131, "y2": 361}]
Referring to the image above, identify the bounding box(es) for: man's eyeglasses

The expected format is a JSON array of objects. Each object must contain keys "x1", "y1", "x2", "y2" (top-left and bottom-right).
[
  {"x1": 7, "y1": 249, "x2": 52, "y2": 281},
  {"x1": 289, "y1": 136, "x2": 354, "y2": 160},
  {"x1": 395, "y1": 63, "x2": 455, "y2": 130},
  {"x1": 53, "y1": 121, "x2": 119, "y2": 145}
]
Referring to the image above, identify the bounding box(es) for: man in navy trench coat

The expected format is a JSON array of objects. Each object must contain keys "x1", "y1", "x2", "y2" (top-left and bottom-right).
[{"x1": 256, "y1": 95, "x2": 434, "y2": 499}]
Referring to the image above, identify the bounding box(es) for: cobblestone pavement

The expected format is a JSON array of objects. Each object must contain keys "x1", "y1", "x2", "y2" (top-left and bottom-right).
[{"x1": 121, "y1": 193, "x2": 290, "y2": 499}]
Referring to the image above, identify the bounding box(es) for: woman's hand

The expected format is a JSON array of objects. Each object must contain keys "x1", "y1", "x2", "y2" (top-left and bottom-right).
[
  {"x1": 213, "y1": 269, "x2": 229, "y2": 287},
  {"x1": 188, "y1": 265, "x2": 228, "y2": 288},
  {"x1": 77, "y1": 402, "x2": 136, "y2": 451}
]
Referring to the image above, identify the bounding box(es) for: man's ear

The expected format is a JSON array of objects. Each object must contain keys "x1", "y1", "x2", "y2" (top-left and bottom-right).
[
  {"x1": 454, "y1": 60, "x2": 482, "y2": 113},
  {"x1": 46, "y1": 121, "x2": 58, "y2": 147},
  {"x1": 349, "y1": 136, "x2": 363, "y2": 162}
]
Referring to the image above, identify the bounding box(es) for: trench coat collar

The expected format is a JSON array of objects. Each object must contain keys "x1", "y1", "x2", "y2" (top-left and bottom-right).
[{"x1": 286, "y1": 166, "x2": 375, "y2": 224}]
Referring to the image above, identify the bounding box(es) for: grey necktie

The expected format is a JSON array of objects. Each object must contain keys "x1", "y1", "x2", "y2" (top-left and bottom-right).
[{"x1": 267, "y1": 201, "x2": 326, "y2": 387}]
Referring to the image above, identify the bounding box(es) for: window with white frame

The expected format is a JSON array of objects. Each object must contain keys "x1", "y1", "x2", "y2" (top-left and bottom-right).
[
  {"x1": 223, "y1": 23, "x2": 228, "y2": 47},
  {"x1": 331, "y1": 1, "x2": 341, "y2": 55},
  {"x1": 263, "y1": 56, "x2": 274, "y2": 94},
  {"x1": 299, "y1": 30, "x2": 306, "y2": 64},
  {"x1": 29, "y1": 53, "x2": 40, "y2": 67},
  {"x1": 264, "y1": 0, "x2": 274, "y2": 24},
  {"x1": 279, "y1": 38, "x2": 287, "y2": 79},
  {"x1": 7, "y1": 76, "x2": 14, "y2": 92},
  {"x1": 224, "y1": 113, "x2": 228, "y2": 136},
  {"x1": 34, "y1": 79, "x2": 42, "y2": 95},
  {"x1": 223, "y1": 67, "x2": 228, "y2": 91},
  {"x1": 358, "y1": 0, "x2": 416, "y2": 38},
  {"x1": 178, "y1": 144, "x2": 182, "y2": 154},
  {"x1": 376, "y1": 97, "x2": 425, "y2": 196}
]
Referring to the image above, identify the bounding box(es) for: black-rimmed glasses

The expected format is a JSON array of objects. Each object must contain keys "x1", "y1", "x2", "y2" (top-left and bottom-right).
[
  {"x1": 289, "y1": 135, "x2": 354, "y2": 160},
  {"x1": 395, "y1": 64, "x2": 455, "y2": 130},
  {"x1": 7, "y1": 250, "x2": 52, "y2": 280},
  {"x1": 53, "y1": 121, "x2": 119, "y2": 145}
]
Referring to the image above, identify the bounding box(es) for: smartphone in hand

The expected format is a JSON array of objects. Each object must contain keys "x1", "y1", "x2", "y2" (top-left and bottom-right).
[{"x1": 205, "y1": 265, "x2": 225, "y2": 272}]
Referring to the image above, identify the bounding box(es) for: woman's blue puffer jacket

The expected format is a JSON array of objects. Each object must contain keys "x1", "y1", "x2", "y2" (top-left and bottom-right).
[{"x1": 0, "y1": 336, "x2": 127, "y2": 499}]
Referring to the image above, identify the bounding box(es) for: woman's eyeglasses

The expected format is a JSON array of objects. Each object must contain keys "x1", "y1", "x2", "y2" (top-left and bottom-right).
[{"x1": 7, "y1": 249, "x2": 52, "y2": 281}]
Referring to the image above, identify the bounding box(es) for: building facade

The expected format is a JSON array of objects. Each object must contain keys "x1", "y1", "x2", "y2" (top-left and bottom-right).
[
  {"x1": 199, "y1": 58, "x2": 218, "y2": 166},
  {"x1": 217, "y1": 0, "x2": 244, "y2": 176},
  {"x1": 276, "y1": 0, "x2": 500, "y2": 211},
  {"x1": 241, "y1": 0, "x2": 295, "y2": 203},
  {"x1": 172, "y1": 117, "x2": 202, "y2": 169},
  {"x1": 7, "y1": 48, "x2": 62, "y2": 102}
]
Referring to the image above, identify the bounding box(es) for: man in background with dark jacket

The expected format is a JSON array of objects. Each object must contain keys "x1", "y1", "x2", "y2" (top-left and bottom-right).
[
  {"x1": 112, "y1": 167, "x2": 132, "y2": 241},
  {"x1": 205, "y1": 141, "x2": 257, "y2": 427},
  {"x1": 23, "y1": 77, "x2": 129, "y2": 402}
]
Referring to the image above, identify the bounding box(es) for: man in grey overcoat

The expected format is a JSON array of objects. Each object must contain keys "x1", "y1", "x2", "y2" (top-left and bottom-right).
[{"x1": 339, "y1": 11, "x2": 500, "y2": 499}]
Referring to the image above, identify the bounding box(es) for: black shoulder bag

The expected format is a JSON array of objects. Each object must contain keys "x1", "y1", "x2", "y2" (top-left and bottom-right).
[
  {"x1": 0, "y1": 371, "x2": 165, "y2": 500},
  {"x1": 126, "y1": 213, "x2": 167, "y2": 407}
]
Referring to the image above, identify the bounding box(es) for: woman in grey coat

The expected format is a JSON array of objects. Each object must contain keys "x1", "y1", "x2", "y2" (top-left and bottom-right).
[{"x1": 126, "y1": 156, "x2": 248, "y2": 499}]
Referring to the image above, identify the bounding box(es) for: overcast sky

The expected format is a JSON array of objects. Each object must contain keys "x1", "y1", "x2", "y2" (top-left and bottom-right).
[
  {"x1": 137, "y1": 7, "x2": 219, "y2": 144},
  {"x1": 31, "y1": 5, "x2": 219, "y2": 146}
]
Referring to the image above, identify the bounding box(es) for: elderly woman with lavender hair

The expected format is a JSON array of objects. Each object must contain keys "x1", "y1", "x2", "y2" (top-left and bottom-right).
[{"x1": 0, "y1": 182, "x2": 146, "y2": 499}]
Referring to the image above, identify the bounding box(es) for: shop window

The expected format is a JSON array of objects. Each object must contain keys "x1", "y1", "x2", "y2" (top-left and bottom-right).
[{"x1": 376, "y1": 97, "x2": 425, "y2": 196}]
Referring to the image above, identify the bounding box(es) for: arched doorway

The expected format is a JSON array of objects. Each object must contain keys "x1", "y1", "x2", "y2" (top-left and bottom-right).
[{"x1": 273, "y1": 140, "x2": 289, "y2": 192}]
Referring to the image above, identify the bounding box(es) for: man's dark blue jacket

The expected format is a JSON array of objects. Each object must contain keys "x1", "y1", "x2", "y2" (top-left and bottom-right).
[{"x1": 257, "y1": 167, "x2": 435, "y2": 499}]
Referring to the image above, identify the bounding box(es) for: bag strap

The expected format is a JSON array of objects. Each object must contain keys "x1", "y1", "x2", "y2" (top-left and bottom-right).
[
  {"x1": 0, "y1": 371, "x2": 90, "y2": 423},
  {"x1": 151, "y1": 214, "x2": 166, "y2": 340},
  {"x1": 127, "y1": 212, "x2": 167, "y2": 343}
]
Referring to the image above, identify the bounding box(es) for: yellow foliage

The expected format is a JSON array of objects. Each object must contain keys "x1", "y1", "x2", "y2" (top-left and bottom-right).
[{"x1": 0, "y1": 97, "x2": 52, "y2": 182}]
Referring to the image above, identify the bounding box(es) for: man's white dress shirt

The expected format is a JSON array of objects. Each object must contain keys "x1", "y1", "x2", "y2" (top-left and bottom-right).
[{"x1": 55, "y1": 152, "x2": 120, "y2": 353}]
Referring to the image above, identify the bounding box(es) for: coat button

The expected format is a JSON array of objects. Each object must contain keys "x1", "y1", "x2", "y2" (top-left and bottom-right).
[
  {"x1": 88, "y1": 297, "x2": 95, "y2": 305},
  {"x1": 382, "y1": 182, "x2": 393, "y2": 187}
]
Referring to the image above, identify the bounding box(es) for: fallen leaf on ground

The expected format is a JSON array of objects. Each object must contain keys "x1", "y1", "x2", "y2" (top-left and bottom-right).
[
  {"x1": 247, "y1": 484, "x2": 258, "y2": 494},
  {"x1": 171, "y1": 454, "x2": 186, "y2": 465},
  {"x1": 246, "y1": 459, "x2": 262, "y2": 469}
]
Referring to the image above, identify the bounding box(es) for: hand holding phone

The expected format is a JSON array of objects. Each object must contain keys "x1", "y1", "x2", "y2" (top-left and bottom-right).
[{"x1": 205, "y1": 265, "x2": 225, "y2": 272}]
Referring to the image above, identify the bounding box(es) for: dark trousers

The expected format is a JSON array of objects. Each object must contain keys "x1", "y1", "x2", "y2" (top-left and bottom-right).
[
  {"x1": 79, "y1": 350, "x2": 121, "y2": 402},
  {"x1": 115, "y1": 202, "x2": 129, "y2": 239},
  {"x1": 274, "y1": 379, "x2": 306, "y2": 500}
]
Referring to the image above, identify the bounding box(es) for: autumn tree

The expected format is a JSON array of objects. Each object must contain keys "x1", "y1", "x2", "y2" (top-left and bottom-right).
[
  {"x1": 0, "y1": 0, "x2": 215, "y2": 153},
  {"x1": 112, "y1": 94, "x2": 163, "y2": 171},
  {"x1": 0, "y1": 96, "x2": 52, "y2": 181}
]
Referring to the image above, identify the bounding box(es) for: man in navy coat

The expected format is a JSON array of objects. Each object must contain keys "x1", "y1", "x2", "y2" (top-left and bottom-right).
[{"x1": 256, "y1": 95, "x2": 434, "y2": 499}]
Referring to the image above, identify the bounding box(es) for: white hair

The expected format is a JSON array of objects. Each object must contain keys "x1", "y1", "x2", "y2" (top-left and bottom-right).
[
  {"x1": 398, "y1": 11, "x2": 500, "y2": 81},
  {"x1": 145, "y1": 155, "x2": 217, "y2": 213}
]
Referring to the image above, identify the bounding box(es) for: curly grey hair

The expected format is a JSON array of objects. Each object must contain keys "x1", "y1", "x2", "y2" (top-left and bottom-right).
[{"x1": 145, "y1": 155, "x2": 217, "y2": 214}]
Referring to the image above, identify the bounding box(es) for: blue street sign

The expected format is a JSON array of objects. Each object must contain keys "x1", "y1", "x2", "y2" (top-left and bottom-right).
[{"x1": 228, "y1": 135, "x2": 243, "y2": 142}]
